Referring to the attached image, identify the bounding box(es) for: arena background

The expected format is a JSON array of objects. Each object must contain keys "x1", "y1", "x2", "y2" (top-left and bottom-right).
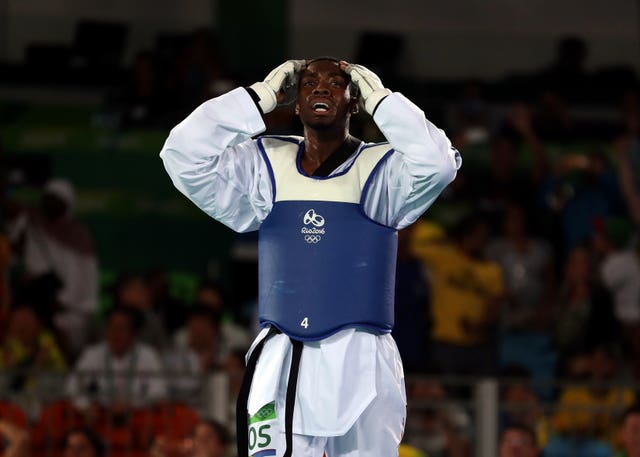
[{"x1": 0, "y1": 1, "x2": 640, "y2": 457}]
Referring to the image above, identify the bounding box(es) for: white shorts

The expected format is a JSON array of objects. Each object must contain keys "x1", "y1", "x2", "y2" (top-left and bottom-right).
[{"x1": 245, "y1": 330, "x2": 406, "y2": 457}]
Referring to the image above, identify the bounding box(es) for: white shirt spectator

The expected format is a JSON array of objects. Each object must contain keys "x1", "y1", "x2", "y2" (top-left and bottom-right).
[
  {"x1": 600, "y1": 250, "x2": 640, "y2": 324},
  {"x1": 66, "y1": 341, "x2": 167, "y2": 409}
]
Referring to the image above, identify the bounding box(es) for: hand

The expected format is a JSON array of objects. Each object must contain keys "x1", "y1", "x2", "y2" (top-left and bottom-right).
[
  {"x1": 250, "y1": 60, "x2": 305, "y2": 114},
  {"x1": 341, "y1": 61, "x2": 391, "y2": 115}
]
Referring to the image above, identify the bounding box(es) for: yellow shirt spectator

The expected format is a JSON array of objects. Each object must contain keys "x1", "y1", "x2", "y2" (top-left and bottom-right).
[
  {"x1": 553, "y1": 386, "x2": 635, "y2": 440},
  {"x1": 416, "y1": 238, "x2": 504, "y2": 346},
  {"x1": 0, "y1": 331, "x2": 66, "y2": 371},
  {"x1": 0, "y1": 305, "x2": 66, "y2": 393},
  {"x1": 399, "y1": 443, "x2": 427, "y2": 457}
]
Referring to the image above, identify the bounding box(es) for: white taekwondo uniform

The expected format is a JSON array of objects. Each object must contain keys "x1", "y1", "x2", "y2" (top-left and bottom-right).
[{"x1": 160, "y1": 87, "x2": 460, "y2": 457}]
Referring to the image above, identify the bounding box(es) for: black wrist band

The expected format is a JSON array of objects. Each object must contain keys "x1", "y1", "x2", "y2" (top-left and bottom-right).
[{"x1": 244, "y1": 87, "x2": 264, "y2": 115}]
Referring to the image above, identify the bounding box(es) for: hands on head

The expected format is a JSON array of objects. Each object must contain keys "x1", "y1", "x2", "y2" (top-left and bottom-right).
[{"x1": 252, "y1": 59, "x2": 390, "y2": 116}]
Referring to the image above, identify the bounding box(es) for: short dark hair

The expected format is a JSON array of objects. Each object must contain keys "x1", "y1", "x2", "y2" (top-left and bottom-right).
[
  {"x1": 65, "y1": 428, "x2": 105, "y2": 457},
  {"x1": 197, "y1": 419, "x2": 230, "y2": 446},
  {"x1": 306, "y1": 56, "x2": 342, "y2": 65},
  {"x1": 106, "y1": 305, "x2": 144, "y2": 332}
]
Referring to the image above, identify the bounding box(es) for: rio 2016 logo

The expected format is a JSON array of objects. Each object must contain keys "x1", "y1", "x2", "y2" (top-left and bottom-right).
[
  {"x1": 303, "y1": 209, "x2": 324, "y2": 227},
  {"x1": 301, "y1": 209, "x2": 326, "y2": 243}
]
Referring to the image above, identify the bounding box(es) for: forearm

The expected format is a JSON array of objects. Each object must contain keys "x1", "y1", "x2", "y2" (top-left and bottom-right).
[{"x1": 160, "y1": 88, "x2": 272, "y2": 232}]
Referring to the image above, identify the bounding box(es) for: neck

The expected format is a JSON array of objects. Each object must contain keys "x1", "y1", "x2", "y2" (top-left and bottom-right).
[{"x1": 302, "y1": 126, "x2": 350, "y2": 175}]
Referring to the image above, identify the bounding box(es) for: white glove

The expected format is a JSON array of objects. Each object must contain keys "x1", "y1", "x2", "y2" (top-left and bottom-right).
[
  {"x1": 250, "y1": 60, "x2": 305, "y2": 114},
  {"x1": 344, "y1": 63, "x2": 391, "y2": 115}
]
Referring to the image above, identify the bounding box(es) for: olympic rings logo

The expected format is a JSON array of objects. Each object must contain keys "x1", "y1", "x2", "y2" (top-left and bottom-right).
[
  {"x1": 304, "y1": 235, "x2": 321, "y2": 243},
  {"x1": 303, "y1": 209, "x2": 325, "y2": 227}
]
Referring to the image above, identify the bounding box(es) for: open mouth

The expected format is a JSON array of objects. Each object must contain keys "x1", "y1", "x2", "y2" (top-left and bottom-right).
[{"x1": 312, "y1": 102, "x2": 330, "y2": 112}]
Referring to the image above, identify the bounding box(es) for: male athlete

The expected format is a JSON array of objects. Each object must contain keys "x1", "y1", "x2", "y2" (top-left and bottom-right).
[{"x1": 160, "y1": 58, "x2": 461, "y2": 457}]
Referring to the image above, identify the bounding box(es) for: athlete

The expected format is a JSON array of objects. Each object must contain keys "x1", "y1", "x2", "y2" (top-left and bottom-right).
[{"x1": 160, "y1": 58, "x2": 461, "y2": 457}]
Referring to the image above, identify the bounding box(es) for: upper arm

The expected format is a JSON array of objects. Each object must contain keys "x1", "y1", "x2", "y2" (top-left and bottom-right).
[
  {"x1": 362, "y1": 93, "x2": 461, "y2": 229},
  {"x1": 164, "y1": 138, "x2": 273, "y2": 232}
]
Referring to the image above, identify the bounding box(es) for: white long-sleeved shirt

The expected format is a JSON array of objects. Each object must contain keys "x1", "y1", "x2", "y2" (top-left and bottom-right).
[
  {"x1": 160, "y1": 88, "x2": 460, "y2": 232},
  {"x1": 160, "y1": 87, "x2": 460, "y2": 436}
]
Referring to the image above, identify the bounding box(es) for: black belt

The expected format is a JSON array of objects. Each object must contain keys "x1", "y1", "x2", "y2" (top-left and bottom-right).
[{"x1": 236, "y1": 327, "x2": 303, "y2": 457}]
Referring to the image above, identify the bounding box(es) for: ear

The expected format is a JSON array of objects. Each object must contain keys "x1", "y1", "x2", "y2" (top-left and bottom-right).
[{"x1": 295, "y1": 102, "x2": 300, "y2": 115}]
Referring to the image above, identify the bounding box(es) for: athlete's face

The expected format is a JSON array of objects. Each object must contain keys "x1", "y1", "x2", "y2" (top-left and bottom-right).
[{"x1": 295, "y1": 60, "x2": 357, "y2": 130}]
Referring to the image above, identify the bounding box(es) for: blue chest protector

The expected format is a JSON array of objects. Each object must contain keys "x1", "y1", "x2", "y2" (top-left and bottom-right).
[{"x1": 257, "y1": 136, "x2": 398, "y2": 341}]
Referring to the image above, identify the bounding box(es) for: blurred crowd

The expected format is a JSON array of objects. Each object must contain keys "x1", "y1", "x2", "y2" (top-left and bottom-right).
[{"x1": 1, "y1": 28, "x2": 640, "y2": 457}]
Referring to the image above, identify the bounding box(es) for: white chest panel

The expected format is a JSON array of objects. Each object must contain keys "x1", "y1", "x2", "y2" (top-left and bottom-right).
[{"x1": 259, "y1": 137, "x2": 393, "y2": 203}]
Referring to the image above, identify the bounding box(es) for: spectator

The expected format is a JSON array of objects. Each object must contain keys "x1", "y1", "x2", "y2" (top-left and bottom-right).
[
  {"x1": 7, "y1": 179, "x2": 98, "y2": 357},
  {"x1": 63, "y1": 428, "x2": 105, "y2": 457},
  {"x1": 0, "y1": 419, "x2": 30, "y2": 457},
  {"x1": 553, "y1": 245, "x2": 620, "y2": 356},
  {"x1": 542, "y1": 149, "x2": 625, "y2": 251},
  {"x1": 535, "y1": 36, "x2": 590, "y2": 104},
  {"x1": 66, "y1": 306, "x2": 167, "y2": 418},
  {"x1": 531, "y1": 89, "x2": 575, "y2": 143},
  {"x1": 419, "y1": 214, "x2": 505, "y2": 375},
  {"x1": 465, "y1": 105, "x2": 549, "y2": 229},
  {"x1": 448, "y1": 80, "x2": 490, "y2": 146},
  {"x1": 399, "y1": 443, "x2": 428, "y2": 457},
  {"x1": 404, "y1": 379, "x2": 471, "y2": 457},
  {"x1": 500, "y1": 366, "x2": 551, "y2": 448},
  {"x1": 486, "y1": 202, "x2": 554, "y2": 333},
  {"x1": 164, "y1": 306, "x2": 224, "y2": 398},
  {"x1": 0, "y1": 304, "x2": 66, "y2": 394},
  {"x1": 499, "y1": 424, "x2": 538, "y2": 457},
  {"x1": 114, "y1": 274, "x2": 169, "y2": 349},
  {"x1": 146, "y1": 269, "x2": 186, "y2": 336},
  {"x1": 553, "y1": 345, "x2": 635, "y2": 441},
  {"x1": 151, "y1": 419, "x2": 229, "y2": 457},
  {"x1": 173, "y1": 281, "x2": 250, "y2": 353},
  {"x1": 592, "y1": 217, "x2": 640, "y2": 355},
  {"x1": 187, "y1": 420, "x2": 230, "y2": 457},
  {"x1": 615, "y1": 404, "x2": 640, "y2": 457}
]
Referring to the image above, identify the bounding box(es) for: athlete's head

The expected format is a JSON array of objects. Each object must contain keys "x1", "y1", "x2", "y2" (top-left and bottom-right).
[{"x1": 295, "y1": 57, "x2": 359, "y2": 131}]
